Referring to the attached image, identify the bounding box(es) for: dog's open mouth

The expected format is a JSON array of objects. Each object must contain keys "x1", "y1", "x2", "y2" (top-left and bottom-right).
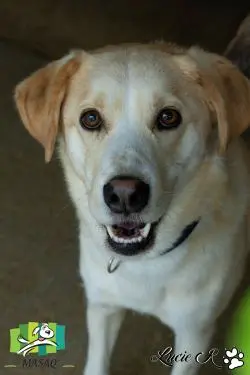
[{"x1": 105, "y1": 221, "x2": 159, "y2": 256}]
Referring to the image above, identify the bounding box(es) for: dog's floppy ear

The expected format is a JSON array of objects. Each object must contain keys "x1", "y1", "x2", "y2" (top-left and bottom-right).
[
  {"x1": 14, "y1": 52, "x2": 81, "y2": 162},
  {"x1": 32, "y1": 326, "x2": 40, "y2": 336},
  {"x1": 189, "y1": 48, "x2": 250, "y2": 152}
]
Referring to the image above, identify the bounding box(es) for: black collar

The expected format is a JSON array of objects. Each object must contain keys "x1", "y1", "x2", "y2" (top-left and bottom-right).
[{"x1": 160, "y1": 219, "x2": 200, "y2": 256}]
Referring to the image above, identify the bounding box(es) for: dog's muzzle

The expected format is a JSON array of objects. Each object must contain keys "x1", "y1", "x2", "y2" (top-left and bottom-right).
[{"x1": 103, "y1": 175, "x2": 156, "y2": 255}]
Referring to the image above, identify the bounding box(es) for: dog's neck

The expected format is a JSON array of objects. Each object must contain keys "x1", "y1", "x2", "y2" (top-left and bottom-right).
[{"x1": 107, "y1": 218, "x2": 200, "y2": 273}]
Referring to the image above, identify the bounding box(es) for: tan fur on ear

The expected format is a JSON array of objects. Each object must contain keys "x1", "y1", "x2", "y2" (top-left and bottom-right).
[
  {"x1": 189, "y1": 48, "x2": 250, "y2": 152},
  {"x1": 14, "y1": 53, "x2": 81, "y2": 162}
]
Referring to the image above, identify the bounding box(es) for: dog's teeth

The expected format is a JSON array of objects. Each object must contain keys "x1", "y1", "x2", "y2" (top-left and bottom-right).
[
  {"x1": 140, "y1": 223, "x2": 151, "y2": 238},
  {"x1": 107, "y1": 225, "x2": 115, "y2": 239},
  {"x1": 132, "y1": 236, "x2": 143, "y2": 243},
  {"x1": 106, "y1": 225, "x2": 145, "y2": 244},
  {"x1": 114, "y1": 236, "x2": 143, "y2": 244}
]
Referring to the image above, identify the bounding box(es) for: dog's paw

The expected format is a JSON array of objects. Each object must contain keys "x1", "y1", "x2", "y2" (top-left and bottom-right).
[{"x1": 224, "y1": 347, "x2": 244, "y2": 370}]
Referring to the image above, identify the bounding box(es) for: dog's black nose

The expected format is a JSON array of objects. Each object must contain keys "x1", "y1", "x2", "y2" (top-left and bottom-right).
[{"x1": 103, "y1": 176, "x2": 150, "y2": 214}]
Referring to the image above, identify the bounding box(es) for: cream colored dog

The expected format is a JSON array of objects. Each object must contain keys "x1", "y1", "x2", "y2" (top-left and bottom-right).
[{"x1": 14, "y1": 42, "x2": 250, "y2": 375}]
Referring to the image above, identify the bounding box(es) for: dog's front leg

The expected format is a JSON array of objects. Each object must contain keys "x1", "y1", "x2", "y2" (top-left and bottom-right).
[
  {"x1": 171, "y1": 324, "x2": 215, "y2": 375},
  {"x1": 84, "y1": 303, "x2": 125, "y2": 375}
]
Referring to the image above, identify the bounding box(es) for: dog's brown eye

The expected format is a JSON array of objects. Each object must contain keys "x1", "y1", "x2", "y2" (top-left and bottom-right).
[
  {"x1": 79, "y1": 109, "x2": 103, "y2": 130},
  {"x1": 156, "y1": 108, "x2": 182, "y2": 130}
]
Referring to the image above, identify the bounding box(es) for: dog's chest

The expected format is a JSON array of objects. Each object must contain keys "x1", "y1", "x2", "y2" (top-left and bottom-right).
[
  {"x1": 81, "y1": 255, "x2": 172, "y2": 314},
  {"x1": 112, "y1": 270, "x2": 166, "y2": 313}
]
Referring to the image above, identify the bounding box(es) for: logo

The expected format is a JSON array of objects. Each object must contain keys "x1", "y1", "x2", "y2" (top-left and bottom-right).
[
  {"x1": 10, "y1": 322, "x2": 65, "y2": 357},
  {"x1": 151, "y1": 346, "x2": 246, "y2": 371},
  {"x1": 150, "y1": 346, "x2": 223, "y2": 369},
  {"x1": 223, "y1": 347, "x2": 244, "y2": 370}
]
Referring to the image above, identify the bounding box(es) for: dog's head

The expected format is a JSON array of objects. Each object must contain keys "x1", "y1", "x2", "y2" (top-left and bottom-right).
[
  {"x1": 14, "y1": 43, "x2": 250, "y2": 258},
  {"x1": 33, "y1": 323, "x2": 54, "y2": 339}
]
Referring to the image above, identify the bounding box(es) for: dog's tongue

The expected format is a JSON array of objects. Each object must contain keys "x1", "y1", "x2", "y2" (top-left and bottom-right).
[
  {"x1": 114, "y1": 222, "x2": 145, "y2": 230},
  {"x1": 117, "y1": 223, "x2": 136, "y2": 230},
  {"x1": 112, "y1": 222, "x2": 146, "y2": 238},
  {"x1": 39, "y1": 337, "x2": 45, "y2": 341}
]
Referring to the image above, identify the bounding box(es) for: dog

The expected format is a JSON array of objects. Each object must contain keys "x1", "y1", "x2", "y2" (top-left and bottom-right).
[
  {"x1": 14, "y1": 40, "x2": 250, "y2": 374},
  {"x1": 17, "y1": 323, "x2": 56, "y2": 357}
]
